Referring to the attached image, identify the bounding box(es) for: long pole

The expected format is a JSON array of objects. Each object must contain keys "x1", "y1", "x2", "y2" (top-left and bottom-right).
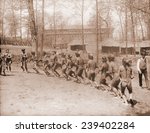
[
  {"x1": 41, "y1": 0, "x2": 45, "y2": 58},
  {"x1": 81, "y1": 0, "x2": 84, "y2": 47},
  {"x1": 53, "y1": 0, "x2": 56, "y2": 48},
  {"x1": 35, "y1": 0, "x2": 38, "y2": 56},
  {"x1": 20, "y1": 0, "x2": 22, "y2": 45},
  {"x1": 96, "y1": 0, "x2": 99, "y2": 63},
  {"x1": 125, "y1": 0, "x2": 128, "y2": 57},
  {"x1": 1, "y1": 0, "x2": 5, "y2": 45}
]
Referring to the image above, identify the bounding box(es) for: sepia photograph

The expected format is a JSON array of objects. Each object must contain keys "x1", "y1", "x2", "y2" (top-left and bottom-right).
[{"x1": 0, "y1": 0, "x2": 150, "y2": 116}]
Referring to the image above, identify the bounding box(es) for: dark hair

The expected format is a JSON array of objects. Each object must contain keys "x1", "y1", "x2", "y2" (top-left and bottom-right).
[
  {"x1": 67, "y1": 54, "x2": 72, "y2": 59},
  {"x1": 52, "y1": 51, "x2": 56, "y2": 54},
  {"x1": 141, "y1": 51, "x2": 146, "y2": 56},
  {"x1": 102, "y1": 56, "x2": 107, "y2": 62},
  {"x1": 75, "y1": 52, "x2": 80, "y2": 57},
  {"x1": 108, "y1": 54, "x2": 115, "y2": 61},
  {"x1": 21, "y1": 49, "x2": 25, "y2": 52},
  {"x1": 88, "y1": 54, "x2": 93, "y2": 60}
]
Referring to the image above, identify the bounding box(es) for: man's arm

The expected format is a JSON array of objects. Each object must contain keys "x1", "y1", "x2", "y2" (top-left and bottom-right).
[{"x1": 137, "y1": 59, "x2": 141, "y2": 74}]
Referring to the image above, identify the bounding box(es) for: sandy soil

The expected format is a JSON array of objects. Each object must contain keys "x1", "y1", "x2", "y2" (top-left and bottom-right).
[{"x1": 0, "y1": 64, "x2": 150, "y2": 116}]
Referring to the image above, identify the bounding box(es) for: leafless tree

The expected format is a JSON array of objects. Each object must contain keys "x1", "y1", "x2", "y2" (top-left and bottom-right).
[{"x1": 27, "y1": 0, "x2": 38, "y2": 56}]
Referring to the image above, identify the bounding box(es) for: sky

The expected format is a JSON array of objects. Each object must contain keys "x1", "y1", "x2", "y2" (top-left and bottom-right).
[
  {"x1": 2, "y1": 0, "x2": 121, "y2": 37},
  {"x1": 43, "y1": 0, "x2": 121, "y2": 37},
  {"x1": 43, "y1": 0, "x2": 96, "y2": 25}
]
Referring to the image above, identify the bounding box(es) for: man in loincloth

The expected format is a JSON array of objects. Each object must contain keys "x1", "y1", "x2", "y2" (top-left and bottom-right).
[
  {"x1": 119, "y1": 57, "x2": 134, "y2": 107},
  {"x1": 21, "y1": 49, "x2": 28, "y2": 72}
]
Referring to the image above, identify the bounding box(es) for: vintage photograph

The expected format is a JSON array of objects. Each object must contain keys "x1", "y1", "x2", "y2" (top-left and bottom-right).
[{"x1": 0, "y1": 0, "x2": 150, "y2": 116}]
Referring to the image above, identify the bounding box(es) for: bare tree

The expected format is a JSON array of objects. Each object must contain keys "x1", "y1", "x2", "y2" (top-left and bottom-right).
[
  {"x1": 40, "y1": 0, "x2": 45, "y2": 58},
  {"x1": 19, "y1": 0, "x2": 23, "y2": 45},
  {"x1": 81, "y1": 0, "x2": 85, "y2": 46},
  {"x1": 0, "y1": 0, "x2": 5, "y2": 45},
  {"x1": 129, "y1": 0, "x2": 136, "y2": 56},
  {"x1": 27, "y1": 0, "x2": 38, "y2": 56},
  {"x1": 96, "y1": 0, "x2": 99, "y2": 63}
]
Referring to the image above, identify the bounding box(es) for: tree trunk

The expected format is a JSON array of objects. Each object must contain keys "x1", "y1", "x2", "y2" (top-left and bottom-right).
[
  {"x1": 138, "y1": 13, "x2": 145, "y2": 40},
  {"x1": 27, "y1": 0, "x2": 38, "y2": 56},
  {"x1": 1, "y1": 0, "x2": 5, "y2": 45},
  {"x1": 40, "y1": 0, "x2": 45, "y2": 58},
  {"x1": 20, "y1": 0, "x2": 23, "y2": 45},
  {"x1": 125, "y1": 0, "x2": 128, "y2": 56},
  {"x1": 53, "y1": 0, "x2": 56, "y2": 48},
  {"x1": 147, "y1": 19, "x2": 150, "y2": 39},
  {"x1": 81, "y1": 0, "x2": 84, "y2": 47},
  {"x1": 11, "y1": 0, "x2": 17, "y2": 41},
  {"x1": 96, "y1": 0, "x2": 99, "y2": 63},
  {"x1": 129, "y1": 1, "x2": 136, "y2": 56},
  {"x1": 148, "y1": 0, "x2": 150, "y2": 39},
  {"x1": 118, "y1": 11, "x2": 124, "y2": 42}
]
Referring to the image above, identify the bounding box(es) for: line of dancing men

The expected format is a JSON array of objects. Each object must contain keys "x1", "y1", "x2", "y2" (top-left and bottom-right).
[{"x1": 0, "y1": 48, "x2": 149, "y2": 107}]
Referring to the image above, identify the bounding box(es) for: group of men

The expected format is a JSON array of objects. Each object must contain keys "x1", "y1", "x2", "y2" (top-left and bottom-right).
[{"x1": 0, "y1": 48, "x2": 149, "y2": 107}]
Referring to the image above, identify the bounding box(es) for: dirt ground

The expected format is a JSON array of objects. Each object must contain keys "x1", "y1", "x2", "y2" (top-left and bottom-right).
[{"x1": 0, "y1": 63, "x2": 150, "y2": 116}]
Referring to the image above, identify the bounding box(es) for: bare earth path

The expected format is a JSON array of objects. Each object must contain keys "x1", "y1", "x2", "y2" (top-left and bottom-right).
[{"x1": 0, "y1": 66, "x2": 150, "y2": 116}]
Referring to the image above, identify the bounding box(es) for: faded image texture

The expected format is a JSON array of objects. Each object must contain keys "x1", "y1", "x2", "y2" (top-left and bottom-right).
[{"x1": 0, "y1": 0, "x2": 150, "y2": 116}]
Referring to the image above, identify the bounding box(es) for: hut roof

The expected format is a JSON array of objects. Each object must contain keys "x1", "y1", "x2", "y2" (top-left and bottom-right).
[
  {"x1": 101, "y1": 39, "x2": 120, "y2": 47},
  {"x1": 68, "y1": 39, "x2": 87, "y2": 46}
]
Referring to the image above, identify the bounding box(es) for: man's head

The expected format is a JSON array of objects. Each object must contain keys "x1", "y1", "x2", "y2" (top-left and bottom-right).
[
  {"x1": 126, "y1": 59, "x2": 132, "y2": 67},
  {"x1": 75, "y1": 52, "x2": 80, "y2": 57},
  {"x1": 108, "y1": 54, "x2": 115, "y2": 62},
  {"x1": 102, "y1": 56, "x2": 107, "y2": 62},
  {"x1": 52, "y1": 51, "x2": 56, "y2": 55},
  {"x1": 67, "y1": 54, "x2": 72, "y2": 60},
  {"x1": 88, "y1": 54, "x2": 93, "y2": 60},
  {"x1": 141, "y1": 50, "x2": 146, "y2": 58},
  {"x1": 122, "y1": 57, "x2": 127, "y2": 66},
  {"x1": 21, "y1": 49, "x2": 25, "y2": 53},
  {"x1": 6, "y1": 49, "x2": 9, "y2": 53}
]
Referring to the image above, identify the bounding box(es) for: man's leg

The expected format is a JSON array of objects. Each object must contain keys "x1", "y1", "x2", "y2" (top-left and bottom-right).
[
  {"x1": 121, "y1": 82, "x2": 128, "y2": 105},
  {"x1": 138, "y1": 72, "x2": 143, "y2": 87},
  {"x1": 0, "y1": 65, "x2": 2, "y2": 75},
  {"x1": 143, "y1": 69, "x2": 149, "y2": 88},
  {"x1": 127, "y1": 83, "x2": 134, "y2": 107},
  {"x1": 25, "y1": 62, "x2": 28, "y2": 72}
]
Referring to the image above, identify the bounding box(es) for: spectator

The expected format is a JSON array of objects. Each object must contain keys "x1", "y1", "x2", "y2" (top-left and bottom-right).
[{"x1": 137, "y1": 51, "x2": 149, "y2": 89}]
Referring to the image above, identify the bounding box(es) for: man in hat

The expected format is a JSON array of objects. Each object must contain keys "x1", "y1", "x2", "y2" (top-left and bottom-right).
[
  {"x1": 137, "y1": 51, "x2": 149, "y2": 89},
  {"x1": 21, "y1": 49, "x2": 28, "y2": 72}
]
